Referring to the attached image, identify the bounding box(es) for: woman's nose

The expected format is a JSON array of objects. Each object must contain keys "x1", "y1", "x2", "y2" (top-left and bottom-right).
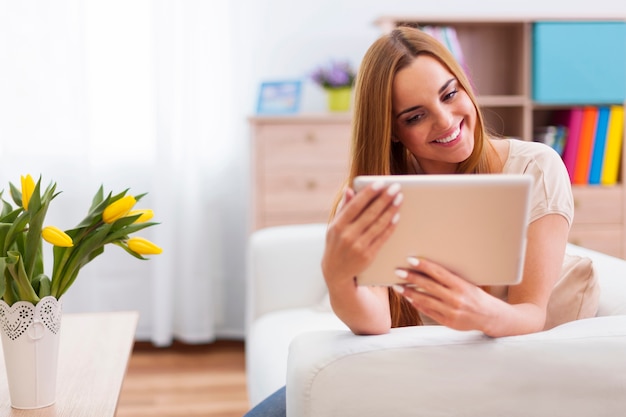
[{"x1": 432, "y1": 105, "x2": 454, "y2": 130}]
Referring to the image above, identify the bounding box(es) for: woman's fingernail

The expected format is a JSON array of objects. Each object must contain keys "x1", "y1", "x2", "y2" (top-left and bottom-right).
[
  {"x1": 393, "y1": 192, "x2": 403, "y2": 206},
  {"x1": 391, "y1": 213, "x2": 400, "y2": 224},
  {"x1": 392, "y1": 284, "x2": 405, "y2": 294},
  {"x1": 394, "y1": 269, "x2": 408, "y2": 279},
  {"x1": 407, "y1": 257, "x2": 420, "y2": 267},
  {"x1": 371, "y1": 180, "x2": 384, "y2": 191},
  {"x1": 386, "y1": 182, "x2": 401, "y2": 196}
]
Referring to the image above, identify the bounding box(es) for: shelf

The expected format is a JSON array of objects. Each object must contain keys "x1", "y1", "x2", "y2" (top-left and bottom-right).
[{"x1": 478, "y1": 95, "x2": 527, "y2": 107}]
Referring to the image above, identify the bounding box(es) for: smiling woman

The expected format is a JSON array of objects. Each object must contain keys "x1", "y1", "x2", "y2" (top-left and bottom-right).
[
  {"x1": 391, "y1": 56, "x2": 476, "y2": 173},
  {"x1": 244, "y1": 24, "x2": 584, "y2": 417},
  {"x1": 323, "y1": 25, "x2": 575, "y2": 337}
]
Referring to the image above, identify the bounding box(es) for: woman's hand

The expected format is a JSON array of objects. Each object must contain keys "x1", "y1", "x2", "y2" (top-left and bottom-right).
[
  {"x1": 393, "y1": 213, "x2": 570, "y2": 337},
  {"x1": 322, "y1": 181, "x2": 403, "y2": 289},
  {"x1": 321, "y1": 180, "x2": 403, "y2": 335},
  {"x1": 392, "y1": 257, "x2": 501, "y2": 333}
]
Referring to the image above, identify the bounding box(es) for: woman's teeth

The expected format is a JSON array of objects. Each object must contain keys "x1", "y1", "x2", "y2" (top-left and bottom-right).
[{"x1": 434, "y1": 127, "x2": 461, "y2": 143}]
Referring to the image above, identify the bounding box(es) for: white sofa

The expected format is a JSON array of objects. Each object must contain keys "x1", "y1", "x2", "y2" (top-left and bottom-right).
[{"x1": 245, "y1": 223, "x2": 626, "y2": 416}]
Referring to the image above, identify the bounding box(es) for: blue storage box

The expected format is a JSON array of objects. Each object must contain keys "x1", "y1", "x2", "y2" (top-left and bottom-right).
[{"x1": 533, "y1": 21, "x2": 626, "y2": 104}]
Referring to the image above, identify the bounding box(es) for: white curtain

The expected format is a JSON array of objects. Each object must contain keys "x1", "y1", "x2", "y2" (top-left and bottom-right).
[{"x1": 0, "y1": 0, "x2": 249, "y2": 346}]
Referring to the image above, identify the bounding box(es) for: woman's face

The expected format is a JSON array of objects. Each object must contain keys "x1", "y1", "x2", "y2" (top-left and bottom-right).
[{"x1": 392, "y1": 55, "x2": 477, "y2": 174}]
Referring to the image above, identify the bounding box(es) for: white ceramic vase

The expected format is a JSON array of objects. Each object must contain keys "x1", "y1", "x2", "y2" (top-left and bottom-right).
[{"x1": 0, "y1": 296, "x2": 62, "y2": 409}]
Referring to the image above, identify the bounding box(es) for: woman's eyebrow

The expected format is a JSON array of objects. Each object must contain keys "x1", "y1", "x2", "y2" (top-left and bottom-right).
[
  {"x1": 396, "y1": 78, "x2": 457, "y2": 119},
  {"x1": 439, "y1": 78, "x2": 456, "y2": 94}
]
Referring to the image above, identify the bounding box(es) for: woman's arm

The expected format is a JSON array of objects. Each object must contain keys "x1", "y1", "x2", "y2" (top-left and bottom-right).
[
  {"x1": 489, "y1": 213, "x2": 569, "y2": 335},
  {"x1": 322, "y1": 182, "x2": 403, "y2": 335},
  {"x1": 393, "y1": 213, "x2": 569, "y2": 337}
]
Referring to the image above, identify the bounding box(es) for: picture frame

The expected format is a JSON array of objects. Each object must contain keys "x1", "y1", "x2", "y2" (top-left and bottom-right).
[{"x1": 256, "y1": 80, "x2": 302, "y2": 115}]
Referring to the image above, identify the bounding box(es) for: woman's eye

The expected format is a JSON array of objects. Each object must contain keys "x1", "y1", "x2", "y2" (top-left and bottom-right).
[
  {"x1": 443, "y1": 89, "x2": 458, "y2": 101},
  {"x1": 406, "y1": 113, "x2": 424, "y2": 124}
]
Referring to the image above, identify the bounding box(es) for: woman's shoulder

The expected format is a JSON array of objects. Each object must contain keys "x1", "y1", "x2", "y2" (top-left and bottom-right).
[
  {"x1": 507, "y1": 138, "x2": 560, "y2": 157},
  {"x1": 501, "y1": 138, "x2": 573, "y2": 224},
  {"x1": 502, "y1": 138, "x2": 564, "y2": 172}
]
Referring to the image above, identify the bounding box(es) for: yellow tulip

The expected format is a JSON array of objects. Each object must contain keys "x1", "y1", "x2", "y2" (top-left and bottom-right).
[
  {"x1": 21, "y1": 174, "x2": 35, "y2": 210},
  {"x1": 42, "y1": 226, "x2": 74, "y2": 247},
  {"x1": 128, "y1": 209, "x2": 154, "y2": 223},
  {"x1": 102, "y1": 195, "x2": 136, "y2": 224},
  {"x1": 127, "y1": 237, "x2": 162, "y2": 255}
]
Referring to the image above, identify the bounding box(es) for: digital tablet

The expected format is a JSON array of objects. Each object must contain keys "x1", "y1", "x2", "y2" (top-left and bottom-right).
[{"x1": 353, "y1": 174, "x2": 532, "y2": 286}]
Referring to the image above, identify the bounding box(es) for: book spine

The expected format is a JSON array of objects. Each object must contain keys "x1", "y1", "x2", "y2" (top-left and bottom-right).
[
  {"x1": 601, "y1": 105, "x2": 625, "y2": 185},
  {"x1": 560, "y1": 107, "x2": 584, "y2": 182},
  {"x1": 588, "y1": 106, "x2": 610, "y2": 184},
  {"x1": 573, "y1": 106, "x2": 599, "y2": 185}
]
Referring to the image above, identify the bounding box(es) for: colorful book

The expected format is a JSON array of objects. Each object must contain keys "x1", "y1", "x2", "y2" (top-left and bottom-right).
[
  {"x1": 573, "y1": 106, "x2": 599, "y2": 185},
  {"x1": 588, "y1": 106, "x2": 611, "y2": 184},
  {"x1": 601, "y1": 105, "x2": 625, "y2": 185},
  {"x1": 557, "y1": 107, "x2": 584, "y2": 182}
]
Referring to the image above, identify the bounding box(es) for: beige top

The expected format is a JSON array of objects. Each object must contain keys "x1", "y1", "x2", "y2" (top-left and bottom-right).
[
  {"x1": 501, "y1": 138, "x2": 574, "y2": 226},
  {"x1": 420, "y1": 139, "x2": 574, "y2": 324}
]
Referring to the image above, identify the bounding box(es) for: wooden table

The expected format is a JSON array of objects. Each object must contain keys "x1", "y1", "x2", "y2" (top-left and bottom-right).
[{"x1": 0, "y1": 311, "x2": 139, "y2": 416}]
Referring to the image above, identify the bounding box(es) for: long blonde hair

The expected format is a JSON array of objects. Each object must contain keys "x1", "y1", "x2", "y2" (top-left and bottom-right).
[{"x1": 335, "y1": 26, "x2": 498, "y2": 327}]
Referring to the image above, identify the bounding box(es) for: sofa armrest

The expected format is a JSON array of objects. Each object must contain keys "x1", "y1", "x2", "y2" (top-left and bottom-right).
[
  {"x1": 287, "y1": 316, "x2": 626, "y2": 417},
  {"x1": 246, "y1": 223, "x2": 328, "y2": 329}
]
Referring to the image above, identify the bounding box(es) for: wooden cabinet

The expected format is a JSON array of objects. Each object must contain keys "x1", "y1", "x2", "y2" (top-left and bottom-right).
[{"x1": 249, "y1": 114, "x2": 351, "y2": 230}]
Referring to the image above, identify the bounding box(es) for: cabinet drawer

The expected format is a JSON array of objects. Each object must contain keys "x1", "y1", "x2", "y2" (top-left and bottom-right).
[
  {"x1": 572, "y1": 186, "x2": 623, "y2": 225},
  {"x1": 262, "y1": 170, "x2": 344, "y2": 214},
  {"x1": 261, "y1": 211, "x2": 330, "y2": 229},
  {"x1": 256, "y1": 124, "x2": 351, "y2": 170},
  {"x1": 568, "y1": 224, "x2": 623, "y2": 258},
  {"x1": 251, "y1": 118, "x2": 352, "y2": 230}
]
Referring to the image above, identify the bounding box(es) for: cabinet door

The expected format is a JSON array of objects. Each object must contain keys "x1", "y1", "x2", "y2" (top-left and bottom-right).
[
  {"x1": 569, "y1": 187, "x2": 624, "y2": 257},
  {"x1": 569, "y1": 226, "x2": 623, "y2": 258},
  {"x1": 254, "y1": 122, "x2": 350, "y2": 228},
  {"x1": 572, "y1": 186, "x2": 623, "y2": 224},
  {"x1": 533, "y1": 21, "x2": 626, "y2": 104}
]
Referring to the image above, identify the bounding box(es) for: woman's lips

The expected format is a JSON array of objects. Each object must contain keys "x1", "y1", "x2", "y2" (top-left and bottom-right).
[{"x1": 433, "y1": 124, "x2": 461, "y2": 145}]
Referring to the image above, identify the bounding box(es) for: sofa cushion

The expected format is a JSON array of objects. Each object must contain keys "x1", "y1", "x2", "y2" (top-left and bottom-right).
[{"x1": 544, "y1": 253, "x2": 600, "y2": 329}]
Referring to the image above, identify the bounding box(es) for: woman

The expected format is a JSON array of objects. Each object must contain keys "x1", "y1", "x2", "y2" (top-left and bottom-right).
[
  {"x1": 244, "y1": 25, "x2": 574, "y2": 416},
  {"x1": 322, "y1": 25, "x2": 573, "y2": 338}
]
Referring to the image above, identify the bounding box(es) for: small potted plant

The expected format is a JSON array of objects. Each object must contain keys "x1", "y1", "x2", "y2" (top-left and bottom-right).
[{"x1": 310, "y1": 60, "x2": 356, "y2": 112}]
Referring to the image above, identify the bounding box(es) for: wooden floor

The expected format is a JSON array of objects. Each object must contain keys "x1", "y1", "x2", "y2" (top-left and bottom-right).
[{"x1": 117, "y1": 340, "x2": 250, "y2": 417}]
